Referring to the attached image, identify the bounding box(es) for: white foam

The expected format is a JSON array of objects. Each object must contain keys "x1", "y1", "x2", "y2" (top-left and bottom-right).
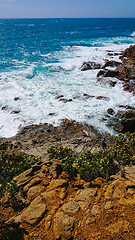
[{"x1": 0, "y1": 42, "x2": 135, "y2": 138}]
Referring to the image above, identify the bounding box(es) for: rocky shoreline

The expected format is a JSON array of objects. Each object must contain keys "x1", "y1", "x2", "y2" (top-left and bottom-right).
[{"x1": 0, "y1": 45, "x2": 135, "y2": 240}]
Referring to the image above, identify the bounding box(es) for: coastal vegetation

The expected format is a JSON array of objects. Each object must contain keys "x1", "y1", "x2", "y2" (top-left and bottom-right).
[{"x1": 48, "y1": 132, "x2": 135, "y2": 181}]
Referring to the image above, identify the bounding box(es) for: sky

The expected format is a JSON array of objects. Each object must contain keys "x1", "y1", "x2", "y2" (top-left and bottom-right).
[{"x1": 0, "y1": 0, "x2": 135, "y2": 19}]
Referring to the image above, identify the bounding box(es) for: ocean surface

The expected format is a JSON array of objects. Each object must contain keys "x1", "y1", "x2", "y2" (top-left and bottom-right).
[{"x1": 0, "y1": 18, "x2": 135, "y2": 138}]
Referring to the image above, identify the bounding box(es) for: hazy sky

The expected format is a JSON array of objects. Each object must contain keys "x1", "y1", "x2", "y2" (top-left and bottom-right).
[{"x1": 0, "y1": 0, "x2": 135, "y2": 18}]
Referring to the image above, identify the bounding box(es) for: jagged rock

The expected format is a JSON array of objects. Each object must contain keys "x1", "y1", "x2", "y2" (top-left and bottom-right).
[
  {"x1": 48, "y1": 179, "x2": 68, "y2": 190},
  {"x1": 14, "y1": 168, "x2": 34, "y2": 187},
  {"x1": 23, "y1": 177, "x2": 42, "y2": 192},
  {"x1": 21, "y1": 201, "x2": 47, "y2": 225},
  {"x1": 76, "y1": 188, "x2": 97, "y2": 201},
  {"x1": 27, "y1": 185, "x2": 45, "y2": 200},
  {"x1": 97, "y1": 69, "x2": 119, "y2": 78},
  {"x1": 53, "y1": 211, "x2": 74, "y2": 239},
  {"x1": 80, "y1": 62, "x2": 101, "y2": 71},
  {"x1": 103, "y1": 60, "x2": 121, "y2": 68},
  {"x1": 61, "y1": 200, "x2": 80, "y2": 214}
]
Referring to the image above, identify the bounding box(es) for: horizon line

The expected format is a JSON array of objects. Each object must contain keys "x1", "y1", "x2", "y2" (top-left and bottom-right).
[{"x1": 0, "y1": 17, "x2": 135, "y2": 20}]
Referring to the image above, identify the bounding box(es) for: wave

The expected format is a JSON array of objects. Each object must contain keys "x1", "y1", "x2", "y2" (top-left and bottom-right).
[{"x1": 130, "y1": 31, "x2": 135, "y2": 37}]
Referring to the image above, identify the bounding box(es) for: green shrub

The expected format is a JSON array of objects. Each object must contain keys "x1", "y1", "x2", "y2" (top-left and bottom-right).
[
  {"x1": 0, "y1": 149, "x2": 38, "y2": 197},
  {"x1": 47, "y1": 132, "x2": 135, "y2": 182}
]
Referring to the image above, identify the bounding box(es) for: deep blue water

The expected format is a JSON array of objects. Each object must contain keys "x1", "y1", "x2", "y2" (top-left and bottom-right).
[{"x1": 0, "y1": 18, "x2": 135, "y2": 137}]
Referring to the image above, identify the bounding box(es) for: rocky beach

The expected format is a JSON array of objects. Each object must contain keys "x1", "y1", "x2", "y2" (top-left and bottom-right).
[{"x1": 0, "y1": 45, "x2": 135, "y2": 240}]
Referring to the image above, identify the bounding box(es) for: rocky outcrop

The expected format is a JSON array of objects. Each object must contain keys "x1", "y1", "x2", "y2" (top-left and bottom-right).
[
  {"x1": 97, "y1": 45, "x2": 135, "y2": 94},
  {"x1": 108, "y1": 109, "x2": 135, "y2": 133},
  {"x1": 1, "y1": 144, "x2": 135, "y2": 240},
  {"x1": 80, "y1": 61, "x2": 101, "y2": 71}
]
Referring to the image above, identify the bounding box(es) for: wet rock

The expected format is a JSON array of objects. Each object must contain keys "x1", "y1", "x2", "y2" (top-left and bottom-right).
[
  {"x1": 10, "y1": 109, "x2": 20, "y2": 114},
  {"x1": 55, "y1": 95, "x2": 64, "y2": 99},
  {"x1": 59, "y1": 98, "x2": 73, "y2": 103},
  {"x1": 1, "y1": 105, "x2": 11, "y2": 111},
  {"x1": 103, "y1": 60, "x2": 121, "y2": 68},
  {"x1": 107, "y1": 108, "x2": 115, "y2": 115},
  {"x1": 96, "y1": 96, "x2": 110, "y2": 101},
  {"x1": 83, "y1": 93, "x2": 95, "y2": 99},
  {"x1": 110, "y1": 109, "x2": 135, "y2": 133},
  {"x1": 97, "y1": 69, "x2": 119, "y2": 78},
  {"x1": 14, "y1": 97, "x2": 20, "y2": 101},
  {"x1": 53, "y1": 211, "x2": 74, "y2": 239},
  {"x1": 80, "y1": 61, "x2": 101, "y2": 71}
]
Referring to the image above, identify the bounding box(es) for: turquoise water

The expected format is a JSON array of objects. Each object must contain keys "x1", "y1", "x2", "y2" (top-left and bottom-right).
[{"x1": 0, "y1": 18, "x2": 135, "y2": 137}]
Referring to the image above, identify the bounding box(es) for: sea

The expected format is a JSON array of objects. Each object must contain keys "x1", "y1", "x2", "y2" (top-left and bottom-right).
[{"x1": 0, "y1": 18, "x2": 135, "y2": 138}]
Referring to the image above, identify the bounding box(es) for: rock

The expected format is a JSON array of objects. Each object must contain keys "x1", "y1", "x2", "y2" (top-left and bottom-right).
[
  {"x1": 103, "y1": 60, "x2": 121, "y2": 68},
  {"x1": 104, "y1": 201, "x2": 113, "y2": 210},
  {"x1": 41, "y1": 190, "x2": 57, "y2": 199},
  {"x1": 106, "y1": 220, "x2": 129, "y2": 234},
  {"x1": 78, "y1": 201, "x2": 89, "y2": 210},
  {"x1": 55, "y1": 95, "x2": 64, "y2": 99},
  {"x1": 14, "y1": 168, "x2": 34, "y2": 187},
  {"x1": 107, "y1": 108, "x2": 115, "y2": 115},
  {"x1": 49, "y1": 161, "x2": 63, "y2": 179},
  {"x1": 21, "y1": 201, "x2": 47, "y2": 225},
  {"x1": 14, "y1": 97, "x2": 20, "y2": 101},
  {"x1": 109, "y1": 80, "x2": 117, "y2": 87},
  {"x1": 61, "y1": 200, "x2": 80, "y2": 214},
  {"x1": 53, "y1": 211, "x2": 74, "y2": 239},
  {"x1": 59, "y1": 189, "x2": 67, "y2": 200},
  {"x1": 110, "y1": 109, "x2": 135, "y2": 133},
  {"x1": 113, "y1": 186, "x2": 124, "y2": 199},
  {"x1": 97, "y1": 69, "x2": 119, "y2": 78},
  {"x1": 91, "y1": 205, "x2": 100, "y2": 216},
  {"x1": 96, "y1": 96, "x2": 110, "y2": 101},
  {"x1": 48, "y1": 179, "x2": 68, "y2": 190},
  {"x1": 76, "y1": 188, "x2": 97, "y2": 201},
  {"x1": 58, "y1": 98, "x2": 73, "y2": 103},
  {"x1": 83, "y1": 93, "x2": 95, "y2": 99},
  {"x1": 119, "y1": 194, "x2": 135, "y2": 205},
  {"x1": 27, "y1": 185, "x2": 45, "y2": 200},
  {"x1": 10, "y1": 109, "x2": 20, "y2": 114},
  {"x1": 23, "y1": 177, "x2": 42, "y2": 192},
  {"x1": 80, "y1": 61, "x2": 101, "y2": 71}
]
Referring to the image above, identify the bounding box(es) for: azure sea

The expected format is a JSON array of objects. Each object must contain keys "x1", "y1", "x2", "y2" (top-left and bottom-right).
[{"x1": 0, "y1": 18, "x2": 135, "y2": 137}]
